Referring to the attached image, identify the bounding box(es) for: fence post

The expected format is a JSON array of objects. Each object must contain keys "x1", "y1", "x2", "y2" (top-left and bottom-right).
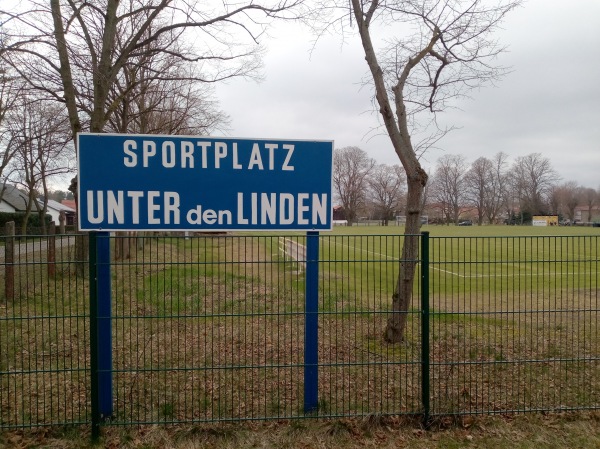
[
  {"x1": 96, "y1": 231, "x2": 113, "y2": 419},
  {"x1": 75, "y1": 232, "x2": 89, "y2": 278},
  {"x1": 59, "y1": 210, "x2": 66, "y2": 235},
  {"x1": 89, "y1": 231, "x2": 113, "y2": 441},
  {"x1": 4, "y1": 221, "x2": 15, "y2": 300},
  {"x1": 304, "y1": 231, "x2": 320, "y2": 413},
  {"x1": 89, "y1": 231, "x2": 100, "y2": 440},
  {"x1": 421, "y1": 231, "x2": 431, "y2": 427},
  {"x1": 47, "y1": 224, "x2": 56, "y2": 277}
]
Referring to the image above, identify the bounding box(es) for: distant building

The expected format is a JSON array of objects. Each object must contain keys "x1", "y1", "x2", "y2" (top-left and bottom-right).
[
  {"x1": 423, "y1": 202, "x2": 479, "y2": 224},
  {"x1": 333, "y1": 205, "x2": 346, "y2": 221},
  {"x1": 61, "y1": 199, "x2": 76, "y2": 211},
  {"x1": 45, "y1": 199, "x2": 76, "y2": 226},
  {"x1": 574, "y1": 205, "x2": 600, "y2": 223},
  {"x1": 532, "y1": 215, "x2": 559, "y2": 226},
  {"x1": 0, "y1": 185, "x2": 38, "y2": 213},
  {"x1": 0, "y1": 185, "x2": 76, "y2": 226}
]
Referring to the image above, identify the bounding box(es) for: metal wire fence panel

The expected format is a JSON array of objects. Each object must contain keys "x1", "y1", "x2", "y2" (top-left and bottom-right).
[
  {"x1": 107, "y1": 233, "x2": 421, "y2": 424},
  {"x1": 109, "y1": 234, "x2": 308, "y2": 423},
  {"x1": 1, "y1": 231, "x2": 599, "y2": 430},
  {"x1": 318, "y1": 234, "x2": 422, "y2": 417},
  {"x1": 428, "y1": 235, "x2": 600, "y2": 415},
  {"x1": 0, "y1": 234, "x2": 90, "y2": 427}
]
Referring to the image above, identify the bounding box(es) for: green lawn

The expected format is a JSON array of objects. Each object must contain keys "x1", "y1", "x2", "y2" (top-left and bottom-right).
[
  {"x1": 303, "y1": 224, "x2": 600, "y2": 299},
  {"x1": 323, "y1": 223, "x2": 599, "y2": 236}
]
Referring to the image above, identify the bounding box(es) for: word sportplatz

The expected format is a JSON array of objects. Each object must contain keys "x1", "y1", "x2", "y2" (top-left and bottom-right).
[
  {"x1": 122, "y1": 139, "x2": 296, "y2": 171},
  {"x1": 78, "y1": 135, "x2": 333, "y2": 231}
]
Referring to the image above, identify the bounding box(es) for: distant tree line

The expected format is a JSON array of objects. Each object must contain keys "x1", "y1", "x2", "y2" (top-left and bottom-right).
[
  {"x1": 334, "y1": 147, "x2": 599, "y2": 225},
  {"x1": 333, "y1": 146, "x2": 406, "y2": 225}
]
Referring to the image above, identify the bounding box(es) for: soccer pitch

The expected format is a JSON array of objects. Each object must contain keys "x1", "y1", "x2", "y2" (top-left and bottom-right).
[{"x1": 313, "y1": 225, "x2": 600, "y2": 301}]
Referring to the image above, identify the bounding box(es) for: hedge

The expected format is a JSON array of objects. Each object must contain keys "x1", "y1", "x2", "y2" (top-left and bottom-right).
[{"x1": 0, "y1": 212, "x2": 53, "y2": 233}]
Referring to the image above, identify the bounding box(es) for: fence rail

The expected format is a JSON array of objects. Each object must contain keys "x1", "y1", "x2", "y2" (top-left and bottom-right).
[{"x1": 1, "y1": 231, "x2": 598, "y2": 432}]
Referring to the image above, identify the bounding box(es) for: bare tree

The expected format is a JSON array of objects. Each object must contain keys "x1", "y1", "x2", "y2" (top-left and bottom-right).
[
  {"x1": 511, "y1": 153, "x2": 558, "y2": 216},
  {"x1": 1, "y1": 0, "x2": 301, "y2": 165},
  {"x1": 502, "y1": 169, "x2": 522, "y2": 224},
  {"x1": 5, "y1": 97, "x2": 73, "y2": 234},
  {"x1": 548, "y1": 186, "x2": 560, "y2": 216},
  {"x1": 580, "y1": 187, "x2": 599, "y2": 223},
  {"x1": 0, "y1": 65, "x2": 22, "y2": 195},
  {"x1": 431, "y1": 154, "x2": 468, "y2": 225},
  {"x1": 464, "y1": 157, "x2": 491, "y2": 225},
  {"x1": 463, "y1": 152, "x2": 509, "y2": 225},
  {"x1": 100, "y1": 23, "x2": 232, "y2": 259},
  {"x1": 368, "y1": 164, "x2": 406, "y2": 225},
  {"x1": 107, "y1": 22, "x2": 229, "y2": 136},
  {"x1": 333, "y1": 146, "x2": 375, "y2": 225},
  {"x1": 325, "y1": 0, "x2": 521, "y2": 341},
  {"x1": 2, "y1": 0, "x2": 299, "y2": 272},
  {"x1": 485, "y1": 152, "x2": 510, "y2": 224},
  {"x1": 550, "y1": 182, "x2": 580, "y2": 222}
]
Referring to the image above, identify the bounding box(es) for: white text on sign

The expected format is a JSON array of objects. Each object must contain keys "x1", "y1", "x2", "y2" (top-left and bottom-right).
[
  {"x1": 123, "y1": 140, "x2": 295, "y2": 171},
  {"x1": 86, "y1": 191, "x2": 328, "y2": 227}
]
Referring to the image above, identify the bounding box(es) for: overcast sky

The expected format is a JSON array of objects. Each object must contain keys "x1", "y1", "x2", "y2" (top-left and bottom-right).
[{"x1": 216, "y1": 0, "x2": 600, "y2": 189}]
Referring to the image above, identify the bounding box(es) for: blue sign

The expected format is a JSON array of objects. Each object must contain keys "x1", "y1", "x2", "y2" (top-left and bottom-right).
[{"x1": 77, "y1": 133, "x2": 333, "y2": 231}]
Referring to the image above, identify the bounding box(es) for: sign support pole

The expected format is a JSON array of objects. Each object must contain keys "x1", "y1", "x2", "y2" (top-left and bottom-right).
[
  {"x1": 96, "y1": 231, "x2": 113, "y2": 419},
  {"x1": 89, "y1": 232, "x2": 99, "y2": 439},
  {"x1": 304, "y1": 231, "x2": 319, "y2": 413},
  {"x1": 90, "y1": 230, "x2": 113, "y2": 434}
]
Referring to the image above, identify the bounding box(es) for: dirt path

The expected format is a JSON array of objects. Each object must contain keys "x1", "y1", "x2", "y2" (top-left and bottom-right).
[{"x1": 0, "y1": 235, "x2": 76, "y2": 262}]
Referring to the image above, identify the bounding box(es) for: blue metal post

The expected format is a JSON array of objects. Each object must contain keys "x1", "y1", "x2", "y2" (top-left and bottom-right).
[
  {"x1": 89, "y1": 232, "x2": 100, "y2": 440},
  {"x1": 304, "y1": 231, "x2": 319, "y2": 413},
  {"x1": 96, "y1": 231, "x2": 113, "y2": 419}
]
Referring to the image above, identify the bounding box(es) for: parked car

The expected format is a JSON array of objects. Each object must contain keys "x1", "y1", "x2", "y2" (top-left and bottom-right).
[{"x1": 458, "y1": 220, "x2": 473, "y2": 226}]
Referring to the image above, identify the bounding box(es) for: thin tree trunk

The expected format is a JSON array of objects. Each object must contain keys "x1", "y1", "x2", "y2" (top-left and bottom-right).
[
  {"x1": 351, "y1": 0, "x2": 432, "y2": 342},
  {"x1": 385, "y1": 174, "x2": 426, "y2": 342},
  {"x1": 52, "y1": 0, "x2": 85, "y2": 276},
  {"x1": 21, "y1": 189, "x2": 36, "y2": 235},
  {"x1": 5, "y1": 221, "x2": 15, "y2": 301}
]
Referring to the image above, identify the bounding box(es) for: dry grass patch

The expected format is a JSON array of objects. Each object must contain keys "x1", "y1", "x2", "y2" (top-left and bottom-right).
[{"x1": 3, "y1": 412, "x2": 600, "y2": 448}]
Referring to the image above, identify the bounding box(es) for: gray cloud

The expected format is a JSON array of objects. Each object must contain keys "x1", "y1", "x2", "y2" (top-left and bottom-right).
[{"x1": 216, "y1": 0, "x2": 600, "y2": 188}]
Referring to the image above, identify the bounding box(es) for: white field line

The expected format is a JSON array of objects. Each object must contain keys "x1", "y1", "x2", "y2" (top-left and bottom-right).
[
  {"x1": 431, "y1": 266, "x2": 467, "y2": 278},
  {"x1": 331, "y1": 241, "x2": 398, "y2": 261},
  {"x1": 431, "y1": 260, "x2": 531, "y2": 278},
  {"x1": 330, "y1": 240, "x2": 594, "y2": 279},
  {"x1": 431, "y1": 265, "x2": 596, "y2": 279}
]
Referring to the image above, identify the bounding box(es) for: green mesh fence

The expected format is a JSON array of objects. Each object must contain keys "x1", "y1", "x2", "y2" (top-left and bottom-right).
[{"x1": 1, "y1": 232, "x2": 598, "y2": 430}]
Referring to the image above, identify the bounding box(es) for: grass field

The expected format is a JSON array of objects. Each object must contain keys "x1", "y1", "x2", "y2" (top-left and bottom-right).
[
  {"x1": 1, "y1": 225, "x2": 599, "y2": 429},
  {"x1": 277, "y1": 224, "x2": 600, "y2": 299},
  {"x1": 332, "y1": 223, "x2": 600, "y2": 236}
]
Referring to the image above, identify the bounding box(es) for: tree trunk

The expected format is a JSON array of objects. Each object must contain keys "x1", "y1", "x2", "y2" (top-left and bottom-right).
[
  {"x1": 351, "y1": 0, "x2": 433, "y2": 343},
  {"x1": 39, "y1": 200, "x2": 49, "y2": 235},
  {"x1": 137, "y1": 232, "x2": 145, "y2": 250},
  {"x1": 69, "y1": 176, "x2": 88, "y2": 277},
  {"x1": 384, "y1": 173, "x2": 426, "y2": 342},
  {"x1": 21, "y1": 188, "x2": 37, "y2": 235},
  {"x1": 52, "y1": 1, "x2": 85, "y2": 277},
  {"x1": 114, "y1": 231, "x2": 132, "y2": 260}
]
